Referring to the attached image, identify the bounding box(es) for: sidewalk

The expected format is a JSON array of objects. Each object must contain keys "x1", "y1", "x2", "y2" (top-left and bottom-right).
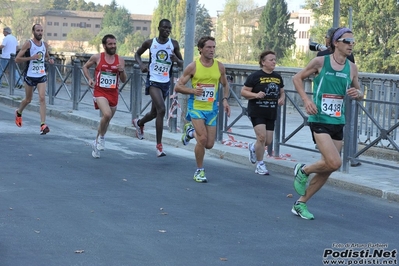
[{"x1": 1, "y1": 89, "x2": 398, "y2": 202}]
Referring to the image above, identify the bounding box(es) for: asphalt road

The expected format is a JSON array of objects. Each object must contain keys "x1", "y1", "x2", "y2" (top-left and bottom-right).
[{"x1": 0, "y1": 106, "x2": 398, "y2": 266}]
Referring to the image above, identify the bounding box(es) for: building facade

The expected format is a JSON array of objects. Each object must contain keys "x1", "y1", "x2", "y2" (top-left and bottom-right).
[
  {"x1": 214, "y1": 7, "x2": 315, "y2": 55},
  {"x1": 0, "y1": 10, "x2": 152, "y2": 52},
  {"x1": 289, "y1": 9, "x2": 314, "y2": 53}
]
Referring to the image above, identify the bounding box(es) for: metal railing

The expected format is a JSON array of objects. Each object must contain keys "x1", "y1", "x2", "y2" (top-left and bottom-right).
[
  {"x1": 2, "y1": 56, "x2": 398, "y2": 173},
  {"x1": 222, "y1": 64, "x2": 399, "y2": 172}
]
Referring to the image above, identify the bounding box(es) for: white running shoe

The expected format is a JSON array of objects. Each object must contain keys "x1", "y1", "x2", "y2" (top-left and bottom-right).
[
  {"x1": 97, "y1": 136, "x2": 105, "y2": 151},
  {"x1": 92, "y1": 140, "x2": 100, "y2": 158},
  {"x1": 156, "y1": 143, "x2": 166, "y2": 157},
  {"x1": 248, "y1": 142, "x2": 256, "y2": 164},
  {"x1": 132, "y1": 118, "x2": 144, "y2": 140},
  {"x1": 255, "y1": 163, "x2": 269, "y2": 175}
]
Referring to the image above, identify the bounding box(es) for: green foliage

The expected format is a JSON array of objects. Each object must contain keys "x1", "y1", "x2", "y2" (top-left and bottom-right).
[
  {"x1": 89, "y1": 34, "x2": 102, "y2": 53},
  {"x1": 194, "y1": 4, "x2": 213, "y2": 44},
  {"x1": 90, "y1": 26, "x2": 128, "y2": 53},
  {"x1": 91, "y1": 0, "x2": 133, "y2": 53},
  {"x1": 175, "y1": 0, "x2": 186, "y2": 43},
  {"x1": 65, "y1": 28, "x2": 94, "y2": 52},
  {"x1": 118, "y1": 31, "x2": 147, "y2": 56},
  {"x1": 101, "y1": 1, "x2": 133, "y2": 36},
  {"x1": 180, "y1": 3, "x2": 213, "y2": 48},
  {"x1": 151, "y1": 0, "x2": 186, "y2": 42},
  {"x1": 253, "y1": 0, "x2": 296, "y2": 59},
  {"x1": 351, "y1": 0, "x2": 399, "y2": 73},
  {"x1": 215, "y1": 0, "x2": 259, "y2": 63},
  {"x1": 0, "y1": 0, "x2": 35, "y2": 42},
  {"x1": 305, "y1": 0, "x2": 399, "y2": 74},
  {"x1": 47, "y1": 0, "x2": 103, "y2": 11},
  {"x1": 52, "y1": 0, "x2": 69, "y2": 10},
  {"x1": 279, "y1": 49, "x2": 314, "y2": 68}
]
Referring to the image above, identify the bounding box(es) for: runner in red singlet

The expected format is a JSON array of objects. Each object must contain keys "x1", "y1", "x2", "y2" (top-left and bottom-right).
[{"x1": 82, "y1": 34, "x2": 127, "y2": 158}]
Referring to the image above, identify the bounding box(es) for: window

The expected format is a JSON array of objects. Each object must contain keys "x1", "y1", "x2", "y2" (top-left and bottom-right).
[
  {"x1": 136, "y1": 26, "x2": 141, "y2": 30},
  {"x1": 143, "y1": 27, "x2": 148, "y2": 31},
  {"x1": 63, "y1": 22, "x2": 68, "y2": 26},
  {"x1": 47, "y1": 33, "x2": 52, "y2": 36},
  {"x1": 95, "y1": 24, "x2": 100, "y2": 28},
  {"x1": 299, "y1": 16, "x2": 310, "y2": 24},
  {"x1": 71, "y1": 23, "x2": 77, "y2": 27},
  {"x1": 54, "y1": 33, "x2": 57, "y2": 36},
  {"x1": 298, "y1": 31, "x2": 309, "y2": 39},
  {"x1": 47, "y1": 22, "x2": 52, "y2": 26},
  {"x1": 80, "y1": 22, "x2": 86, "y2": 28},
  {"x1": 54, "y1": 22, "x2": 59, "y2": 26},
  {"x1": 63, "y1": 33, "x2": 67, "y2": 37},
  {"x1": 86, "y1": 24, "x2": 91, "y2": 28}
]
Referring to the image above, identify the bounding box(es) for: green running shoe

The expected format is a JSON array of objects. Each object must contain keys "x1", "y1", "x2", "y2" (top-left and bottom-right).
[
  {"x1": 291, "y1": 202, "x2": 314, "y2": 220},
  {"x1": 193, "y1": 169, "x2": 207, "y2": 183},
  {"x1": 293, "y1": 163, "x2": 308, "y2": 196}
]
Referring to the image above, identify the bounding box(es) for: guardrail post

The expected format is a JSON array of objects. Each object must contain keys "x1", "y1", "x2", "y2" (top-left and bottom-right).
[
  {"x1": 272, "y1": 106, "x2": 282, "y2": 157},
  {"x1": 217, "y1": 83, "x2": 226, "y2": 142},
  {"x1": 342, "y1": 97, "x2": 352, "y2": 173},
  {"x1": 350, "y1": 102, "x2": 360, "y2": 165},
  {"x1": 9, "y1": 55, "x2": 16, "y2": 95},
  {"x1": 131, "y1": 64, "x2": 142, "y2": 120},
  {"x1": 168, "y1": 68, "x2": 179, "y2": 133},
  {"x1": 47, "y1": 59, "x2": 56, "y2": 105},
  {"x1": 72, "y1": 59, "x2": 81, "y2": 110}
]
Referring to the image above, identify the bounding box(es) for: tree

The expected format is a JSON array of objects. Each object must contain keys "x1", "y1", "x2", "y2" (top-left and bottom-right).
[
  {"x1": 174, "y1": 0, "x2": 186, "y2": 43},
  {"x1": 253, "y1": 0, "x2": 296, "y2": 59},
  {"x1": 86, "y1": 2, "x2": 104, "y2": 12},
  {"x1": 304, "y1": 0, "x2": 399, "y2": 74},
  {"x1": 194, "y1": 4, "x2": 213, "y2": 45},
  {"x1": 118, "y1": 31, "x2": 147, "y2": 56},
  {"x1": 101, "y1": 0, "x2": 133, "y2": 39},
  {"x1": 151, "y1": 0, "x2": 186, "y2": 42},
  {"x1": 90, "y1": 26, "x2": 127, "y2": 53},
  {"x1": 215, "y1": 0, "x2": 259, "y2": 63},
  {"x1": 67, "y1": 0, "x2": 79, "y2": 10},
  {"x1": 64, "y1": 28, "x2": 94, "y2": 52},
  {"x1": 0, "y1": 0, "x2": 35, "y2": 43},
  {"x1": 351, "y1": 0, "x2": 398, "y2": 73},
  {"x1": 90, "y1": 0, "x2": 133, "y2": 52},
  {"x1": 52, "y1": 0, "x2": 69, "y2": 10},
  {"x1": 180, "y1": 3, "x2": 213, "y2": 47}
]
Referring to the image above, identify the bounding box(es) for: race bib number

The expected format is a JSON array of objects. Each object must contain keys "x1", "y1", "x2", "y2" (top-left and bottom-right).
[
  {"x1": 99, "y1": 72, "x2": 117, "y2": 89},
  {"x1": 195, "y1": 84, "x2": 215, "y2": 102},
  {"x1": 154, "y1": 60, "x2": 172, "y2": 77},
  {"x1": 321, "y1": 94, "x2": 343, "y2": 117},
  {"x1": 31, "y1": 61, "x2": 45, "y2": 74}
]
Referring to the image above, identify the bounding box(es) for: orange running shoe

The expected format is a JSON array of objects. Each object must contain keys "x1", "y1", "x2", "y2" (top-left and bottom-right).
[
  {"x1": 40, "y1": 124, "x2": 50, "y2": 135},
  {"x1": 15, "y1": 110, "x2": 22, "y2": 127}
]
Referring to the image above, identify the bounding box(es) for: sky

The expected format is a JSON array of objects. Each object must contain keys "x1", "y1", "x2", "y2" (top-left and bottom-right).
[{"x1": 91, "y1": 0, "x2": 305, "y2": 17}]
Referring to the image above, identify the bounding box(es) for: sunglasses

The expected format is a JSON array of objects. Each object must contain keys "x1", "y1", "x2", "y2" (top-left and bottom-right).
[{"x1": 337, "y1": 38, "x2": 355, "y2": 45}]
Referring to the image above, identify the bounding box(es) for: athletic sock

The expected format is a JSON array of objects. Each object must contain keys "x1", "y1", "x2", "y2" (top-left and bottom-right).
[{"x1": 187, "y1": 129, "x2": 194, "y2": 138}]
